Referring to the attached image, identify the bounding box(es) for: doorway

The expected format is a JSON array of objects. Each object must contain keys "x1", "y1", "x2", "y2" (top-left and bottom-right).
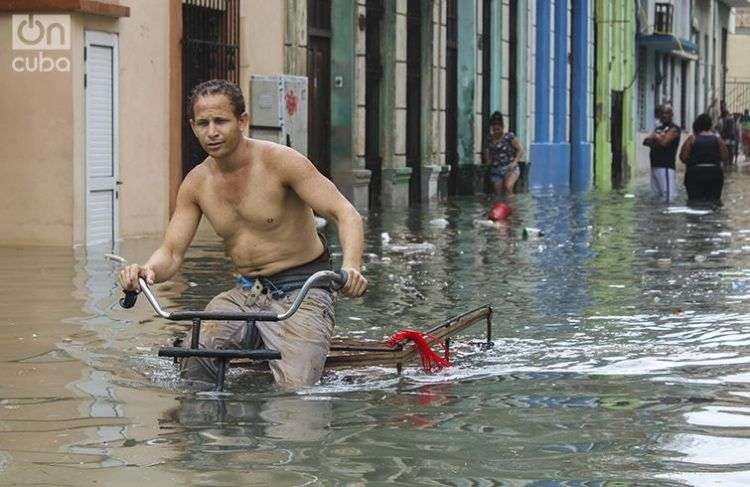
[
  {"x1": 446, "y1": 0, "x2": 458, "y2": 194},
  {"x1": 307, "y1": 0, "x2": 332, "y2": 178},
  {"x1": 610, "y1": 90, "x2": 624, "y2": 188},
  {"x1": 406, "y1": 0, "x2": 422, "y2": 203},
  {"x1": 365, "y1": 0, "x2": 384, "y2": 206}
]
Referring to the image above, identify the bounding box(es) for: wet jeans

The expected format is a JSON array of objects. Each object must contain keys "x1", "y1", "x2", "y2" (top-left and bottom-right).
[{"x1": 179, "y1": 283, "x2": 335, "y2": 389}]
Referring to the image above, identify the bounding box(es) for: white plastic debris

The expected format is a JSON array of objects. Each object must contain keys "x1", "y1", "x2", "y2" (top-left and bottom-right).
[
  {"x1": 656, "y1": 258, "x2": 672, "y2": 268},
  {"x1": 381, "y1": 232, "x2": 391, "y2": 244},
  {"x1": 384, "y1": 242, "x2": 436, "y2": 255},
  {"x1": 429, "y1": 218, "x2": 449, "y2": 228},
  {"x1": 314, "y1": 216, "x2": 327, "y2": 229}
]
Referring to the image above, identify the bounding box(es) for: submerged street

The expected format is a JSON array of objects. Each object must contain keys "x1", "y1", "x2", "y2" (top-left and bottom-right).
[{"x1": 2, "y1": 168, "x2": 750, "y2": 485}]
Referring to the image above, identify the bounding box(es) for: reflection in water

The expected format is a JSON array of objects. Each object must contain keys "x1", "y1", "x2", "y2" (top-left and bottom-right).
[{"x1": 2, "y1": 171, "x2": 750, "y2": 484}]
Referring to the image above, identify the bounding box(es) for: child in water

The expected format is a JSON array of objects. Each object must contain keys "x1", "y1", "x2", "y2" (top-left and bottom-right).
[{"x1": 483, "y1": 111, "x2": 525, "y2": 196}]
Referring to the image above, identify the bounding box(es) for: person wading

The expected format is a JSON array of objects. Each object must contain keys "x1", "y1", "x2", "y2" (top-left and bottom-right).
[
  {"x1": 643, "y1": 104, "x2": 681, "y2": 203},
  {"x1": 118, "y1": 79, "x2": 367, "y2": 389},
  {"x1": 679, "y1": 113, "x2": 729, "y2": 205}
]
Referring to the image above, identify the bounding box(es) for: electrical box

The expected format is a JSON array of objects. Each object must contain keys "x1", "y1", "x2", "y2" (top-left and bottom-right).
[{"x1": 249, "y1": 75, "x2": 308, "y2": 156}]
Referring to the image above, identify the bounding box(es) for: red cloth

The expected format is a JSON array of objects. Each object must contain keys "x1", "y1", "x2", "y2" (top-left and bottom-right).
[{"x1": 385, "y1": 329, "x2": 451, "y2": 372}]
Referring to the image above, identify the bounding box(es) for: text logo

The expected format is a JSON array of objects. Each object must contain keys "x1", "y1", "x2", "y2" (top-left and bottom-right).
[
  {"x1": 11, "y1": 14, "x2": 71, "y2": 72},
  {"x1": 12, "y1": 14, "x2": 70, "y2": 50}
]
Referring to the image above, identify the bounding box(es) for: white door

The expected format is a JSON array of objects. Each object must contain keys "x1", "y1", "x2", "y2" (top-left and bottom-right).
[{"x1": 85, "y1": 31, "x2": 118, "y2": 246}]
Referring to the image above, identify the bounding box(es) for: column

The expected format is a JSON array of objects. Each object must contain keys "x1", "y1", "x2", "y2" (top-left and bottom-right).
[
  {"x1": 570, "y1": 0, "x2": 591, "y2": 190},
  {"x1": 331, "y1": 0, "x2": 371, "y2": 210},
  {"x1": 529, "y1": 0, "x2": 552, "y2": 188}
]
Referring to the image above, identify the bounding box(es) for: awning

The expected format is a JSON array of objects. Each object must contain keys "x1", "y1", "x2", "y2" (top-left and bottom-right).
[{"x1": 637, "y1": 34, "x2": 698, "y2": 57}]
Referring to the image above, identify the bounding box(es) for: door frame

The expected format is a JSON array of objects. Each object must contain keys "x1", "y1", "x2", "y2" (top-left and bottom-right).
[{"x1": 84, "y1": 30, "x2": 119, "y2": 246}]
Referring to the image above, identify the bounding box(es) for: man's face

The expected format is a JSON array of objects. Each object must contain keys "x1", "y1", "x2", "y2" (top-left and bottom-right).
[
  {"x1": 659, "y1": 107, "x2": 673, "y2": 124},
  {"x1": 190, "y1": 94, "x2": 249, "y2": 159}
]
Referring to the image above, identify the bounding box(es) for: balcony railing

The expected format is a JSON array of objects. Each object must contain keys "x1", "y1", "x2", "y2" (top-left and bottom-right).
[{"x1": 654, "y1": 2, "x2": 673, "y2": 34}]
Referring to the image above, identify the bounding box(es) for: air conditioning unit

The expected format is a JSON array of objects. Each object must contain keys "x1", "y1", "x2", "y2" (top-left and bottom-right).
[{"x1": 249, "y1": 75, "x2": 308, "y2": 156}]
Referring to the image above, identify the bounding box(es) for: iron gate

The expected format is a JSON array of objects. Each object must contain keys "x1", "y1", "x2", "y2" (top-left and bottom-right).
[
  {"x1": 726, "y1": 79, "x2": 750, "y2": 114},
  {"x1": 181, "y1": 0, "x2": 240, "y2": 176}
]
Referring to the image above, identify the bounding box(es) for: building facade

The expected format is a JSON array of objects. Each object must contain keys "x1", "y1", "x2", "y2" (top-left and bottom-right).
[
  {"x1": 1, "y1": 0, "x2": 746, "y2": 247},
  {"x1": 726, "y1": 6, "x2": 750, "y2": 112},
  {"x1": 634, "y1": 0, "x2": 746, "y2": 176}
]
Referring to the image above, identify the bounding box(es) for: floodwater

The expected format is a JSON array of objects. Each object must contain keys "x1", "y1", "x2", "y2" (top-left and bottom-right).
[{"x1": 3, "y1": 171, "x2": 750, "y2": 486}]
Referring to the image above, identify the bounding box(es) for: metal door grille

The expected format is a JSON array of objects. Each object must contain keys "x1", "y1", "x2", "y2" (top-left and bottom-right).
[{"x1": 182, "y1": 0, "x2": 240, "y2": 176}]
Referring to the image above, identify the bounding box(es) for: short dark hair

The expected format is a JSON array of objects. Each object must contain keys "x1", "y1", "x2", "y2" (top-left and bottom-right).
[
  {"x1": 188, "y1": 79, "x2": 246, "y2": 119},
  {"x1": 489, "y1": 111, "x2": 504, "y2": 126},
  {"x1": 693, "y1": 113, "x2": 713, "y2": 133}
]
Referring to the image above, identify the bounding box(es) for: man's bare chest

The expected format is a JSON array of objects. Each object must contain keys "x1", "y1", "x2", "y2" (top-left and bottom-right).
[{"x1": 199, "y1": 176, "x2": 289, "y2": 236}]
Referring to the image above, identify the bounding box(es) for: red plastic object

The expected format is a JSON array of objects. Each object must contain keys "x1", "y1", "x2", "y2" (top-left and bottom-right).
[{"x1": 488, "y1": 202, "x2": 512, "y2": 221}]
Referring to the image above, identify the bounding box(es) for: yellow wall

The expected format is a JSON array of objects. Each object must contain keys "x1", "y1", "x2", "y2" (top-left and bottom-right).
[
  {"x1": 110, "y1": 1, "x2": 171, "y2": 241},
  {"x1": 727, "y1": 34, "x2": 750, "y2": 80},
  {"x1": 0, "y1": 3, "x2": 172, "y2": 246},
  {"x1": 0, "y1": 2, "x2": 284, "y2": 247},
  {"x1": 240, "y1": 0, "x2": 286, "y2": 106}
]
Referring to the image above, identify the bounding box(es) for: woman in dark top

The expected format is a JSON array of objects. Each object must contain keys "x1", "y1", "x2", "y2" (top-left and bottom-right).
[{"x1": 679, "y1": 113, "x2": 729, "y2": 204}]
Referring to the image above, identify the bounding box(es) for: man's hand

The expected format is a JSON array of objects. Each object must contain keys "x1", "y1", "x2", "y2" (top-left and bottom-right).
[
  {"x1": 119, "y1": 264, "x2": 155, "y2": 292},
  {"x1": 340, "y1": 267, "x2": 367, "y2": 297}
]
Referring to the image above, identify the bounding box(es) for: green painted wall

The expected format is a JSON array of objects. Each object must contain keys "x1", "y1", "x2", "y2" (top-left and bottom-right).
[
  {"x1": 593, "y1": 0, "x2": 636, "y2": 190},
  {"x1": 457, "y1": 0, "x2": 477, "y2": 167},
  {"x1": 330, "y1": 0, "x2": 356, "y2": 178}
]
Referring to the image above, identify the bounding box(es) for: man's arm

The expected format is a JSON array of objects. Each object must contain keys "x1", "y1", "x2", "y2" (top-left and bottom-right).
[
  {"x1": 643, "y1": 129, "x2": 659, "y2": 147},
  {"x1": 119, "y1": 177, "x2": 203, "y2": 292},
  {"x1": 655, "y1": 126, "x2": 680, "y2": 147},
  {"x1": 277, "y1": 148, "x2": 367, "y2": 297}
]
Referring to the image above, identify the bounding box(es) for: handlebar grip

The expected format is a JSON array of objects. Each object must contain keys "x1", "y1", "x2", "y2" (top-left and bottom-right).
[
  {"x1": 120, "y1": 291, "x2": 138, "y2": 309},
  {"x1": 332, "y1": 270, "x2": 348, "y2": 291}
]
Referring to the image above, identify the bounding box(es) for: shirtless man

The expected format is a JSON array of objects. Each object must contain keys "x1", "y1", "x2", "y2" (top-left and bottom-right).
[{"x1": 119, "y1": 79, "x2": 367, "y2": 388}]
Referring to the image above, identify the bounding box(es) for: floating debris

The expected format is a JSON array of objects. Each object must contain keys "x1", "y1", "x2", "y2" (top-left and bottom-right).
[
  {"x1": 522, "y1": 227, "x2": 543, "y2": 240},
  {"x1": 664, "y1": 207, "x2": 711, "y2": 215},
  {"x1": 314, "y1": 216, "x2": 327, "y2": 229},
  {"x1": 385, "y1": 242, "x2": 436, "y2": 255},
  {"x1": 429, "y1": 218, "x2": 449, "y2": 228}
]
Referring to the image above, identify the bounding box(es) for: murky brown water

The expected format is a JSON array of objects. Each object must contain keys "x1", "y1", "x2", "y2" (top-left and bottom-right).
[{"x1": 2, "y1": 169, "x2": 750, "y2": 486}]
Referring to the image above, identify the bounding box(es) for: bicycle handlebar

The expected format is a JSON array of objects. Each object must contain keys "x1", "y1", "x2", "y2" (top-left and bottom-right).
[{"x1": 120, "y1": 269, "x2": 348, "y2": 322}]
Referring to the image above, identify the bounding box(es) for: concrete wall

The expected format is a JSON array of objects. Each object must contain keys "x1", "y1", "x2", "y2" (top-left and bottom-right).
[
  {"x1": 0, "y1": 15, "x2": 75, "y2": 245},
  {"x1": 727, "y1": 33, "x2": 750, "y2": 79},
  {"x1": 0, "y1": 3, "x2": 172, "y2": 246},
  {"x1": 115, "y1": 1, "x2": 171, "y2": 242}
]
